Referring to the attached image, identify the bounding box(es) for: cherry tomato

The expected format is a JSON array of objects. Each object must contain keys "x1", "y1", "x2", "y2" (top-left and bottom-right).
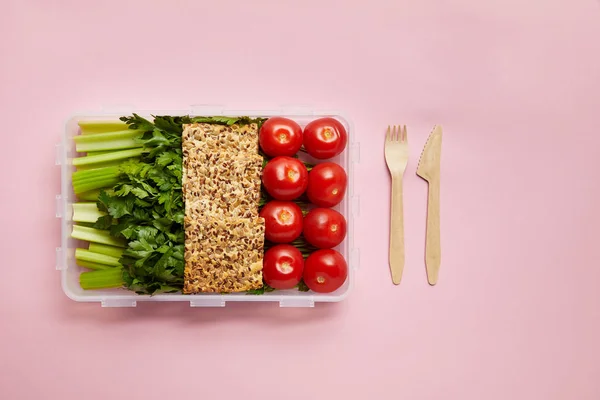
[
  {"x1": 263, "y1": 244, "x2": 304, "y2": 290},
  {"x1": 303, "y1": 249, "x2": 347, "y2": 293},
  {"x1": 303, "y1": 208, "x2": 347, "y2": 248},
  {"x1": 306, "y1": 162, "x2": 347, "y2": 207},
  {"x1": 262, "y1": 156, "x2": 308, "y2": 201},
  {"x1": 259, "y1": 201, "x2": 303, "y2": 243},
  {"x1": 303, "y1": 117, "x2": 348, "y2": 159},
  {"x1": 259, "y1": 117, "x2": 303, "y2": 157}
]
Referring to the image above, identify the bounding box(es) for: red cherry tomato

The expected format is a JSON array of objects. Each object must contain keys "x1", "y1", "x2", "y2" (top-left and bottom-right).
[
  {"x1": 259, "y1": 117, "x2": 303, "y2": 157},
  {"x1": 303, "y1": 117, "x2": 348, "y2": 159},
  {"x1": 303, "y1": 208, "x2": 347, "y2": 248},
  {"x1": 262, "y1": 156, "x2": 308, "y2": 201},
  {"x1": 306, "y1": 162, "x2": 347, "y2": 207},
  {"x1": 263, "y1": 244, "x2": 304, "y2": 289},
  {"x1": 259, "y1": 201, "x2": 303, "y2": 243},
  {"x1": 303, "y1": 249, "x2": 347, "y2": 293}
]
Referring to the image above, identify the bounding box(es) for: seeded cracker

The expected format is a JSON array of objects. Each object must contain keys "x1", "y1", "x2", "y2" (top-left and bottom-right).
[
  {"x1": 181, "y1": 122, "x2": 265, "y2": 293},
  {"x1": 183, "y1": 152, "x2": 263, "y2": 219},
  {"x1": 183, "y1": 123, "x2": 260, "y2": 154},
  {"x1": 183, "y1": 216, "x2": 265, "y2": 293}
]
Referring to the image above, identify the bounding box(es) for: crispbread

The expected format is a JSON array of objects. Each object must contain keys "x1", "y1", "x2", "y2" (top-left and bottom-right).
[
  {"x1": 183, "y1": 152, "x2": 263, "y2": 219},
  {"x1": 183, "y1": 216, "x2": 265, "y2": 293},
  {"x1": 182, "y1": 123, "x2": 259, "y2": 155},
  {"x1": 181, "y1": 121, "x2": 266, "y2": 294}
]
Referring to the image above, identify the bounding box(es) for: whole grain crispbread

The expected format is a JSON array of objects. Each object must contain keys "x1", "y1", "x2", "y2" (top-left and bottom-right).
[
  {"x1": 181, "y1": 121, "x2": 266, "y2": 293},
  {"x1": 183, "y1": 215, "x2": 265, "y2": 293},
  {"x1": 182, "y1": 152, "x2": 263, "y2": 219},
  {"x1": 182, "y1": 123, "x2": 259, "y2": 155}
]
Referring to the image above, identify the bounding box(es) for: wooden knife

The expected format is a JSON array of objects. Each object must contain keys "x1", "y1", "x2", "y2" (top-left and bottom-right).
[{"x1": 416, "y1": 125, "x2": 442, "y2": 285}]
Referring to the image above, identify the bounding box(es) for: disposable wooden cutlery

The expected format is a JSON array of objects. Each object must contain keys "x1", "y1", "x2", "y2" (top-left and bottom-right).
[
  {"x1": 416, "y1": 125, "x2": 442, "y2": 285},
  {"x1": 384, "y1": 125, "x2": 409, "y2": 284}
]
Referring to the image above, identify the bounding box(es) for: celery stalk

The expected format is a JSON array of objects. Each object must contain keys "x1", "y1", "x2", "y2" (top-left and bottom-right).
[
  {"x1": 77, "y1": 189, "x2": 110, "y2": 201},
  {"x1": 86, "y1": 150, "x2": 112, "y2": 156},
  {"x1": 72, "y1": 148, "x2": 145, "y2": 167},
  {"x1": 75, "y1": 160, "x2": 124, "y2": 170},
  {"x1": 78, "y1": 121, "x2": 128, "y2": 135},
  {"x1": 75, "y1": 129, "x2": 144, "y2": 152},
  {"x1": 75, "y1": 248, "x2": 121, "y2": 267},
  {"x1": 73, "y1": 166, "x2": 120, "y2": 182},
  {"x1": 72, "y1": 167, "x2": 121, "y2": 194},
  {"x1": 71, "y1": 225, "x2": 125, "y2": 247},
  {"x1": 77, "y1": 260, "x2": 113, "y2": 271},
  {"x1": 74, "y1": 129, "x2": 143, "y2": 143},
  {"x1": 73, "y1": 177, "x2": 120, "y2": 194},
  {"x1": 77, "y1": 139, "x2": 142, "y2": 152},
  {"x1": 89, "y1": 243, "x2": 125, "y2": 259},
  {"x1": 72, "y1": 203, "x2": 106, "y2": 223},
  {"x1": 80, "y1": 268, "x2": 125, "y2": 290}
]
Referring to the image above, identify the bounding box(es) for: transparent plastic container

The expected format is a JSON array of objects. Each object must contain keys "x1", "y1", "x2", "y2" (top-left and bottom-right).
[{"x1": 55, "y1": 106, "x2": 360, "y2": 307}]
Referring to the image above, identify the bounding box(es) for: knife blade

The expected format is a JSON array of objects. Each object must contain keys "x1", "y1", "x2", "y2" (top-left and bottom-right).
[{"x1": 416, "y1": 125, "x2": 442, "y2": 285}]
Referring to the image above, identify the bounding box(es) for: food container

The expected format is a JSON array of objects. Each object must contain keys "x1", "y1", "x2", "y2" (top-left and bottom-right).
[{"x1": 55, "y1": 106, "x2": 360, "y2": 307}]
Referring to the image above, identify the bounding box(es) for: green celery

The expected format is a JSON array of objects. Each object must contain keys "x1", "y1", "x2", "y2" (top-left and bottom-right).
[
  {"x1": 77, "y1": 189, "x2": 110, "y2": 201},
  {"x1": 72, "y1": 222, "x2": 95, "y2": 228},
  {"x1": 75, "y1": 159, "x2": 124, "y2": 170},
  {"x1": 77, "y1": 260, "x2": 113, "y2": 271},
  {"x1": 78, "y1": 139, "x2": 141, "y2": 152},
  {"x1": 86, "y1": 150, "x2": 112, "y2": 156},
  {"x1": 73, "y1": 177, "x2": 121, "y2": 194},
  {"x1": 73, "y1": 166, "x2": 120, "y2": 182},
  {"x1": 72, "y1": 148, "x2": 145, "y2": 167},
  {"x1": 80, "y1": 268, "x2": 125, "y2": 289},
  {"x1": 72, "y1": 202, "x2": 106, "y2": 223},
  {"x1": 74, "y1": 129, "x2": 143, "y2": 143},
  {"x1": 89, "y1": 243, "x2": 125, "y2": 258},
  {"x1": 71, "y1": 225, "x2": 125, "y2": 247},
  {"x1": 72, "y1": 166, "x2": 121, "y2": 194},
  {"x1": 78, "y1": 120, "x2": 128, "y2": 135},
  {"x1": 75, "y1": 129, "x2": 144, "y2": 152},
  {"x1": 75, "y1": 248, "x2": 121, "y2": 267}
]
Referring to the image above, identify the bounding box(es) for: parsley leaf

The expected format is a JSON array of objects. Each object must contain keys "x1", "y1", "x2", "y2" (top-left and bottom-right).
[
  {"x1": 246, "y1": 284, "x2": 276, "y2": 295},
  {"x1": 296, "y1": 280, "x2": 310, "y2": 292},
  {"x1": 92, "y1": 215, "x2": 113, "y2": 230},
  {"x1": 191, "y1": 116, "x2": 266, "y2": 126},
  {"x1": 119, "y1": 114, "x2": 155, "y2": 132}
]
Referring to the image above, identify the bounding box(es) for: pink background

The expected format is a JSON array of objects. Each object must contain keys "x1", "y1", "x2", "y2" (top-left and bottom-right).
[{"x1": 2, "y1": 0, "x2": 600, "y2": 398}]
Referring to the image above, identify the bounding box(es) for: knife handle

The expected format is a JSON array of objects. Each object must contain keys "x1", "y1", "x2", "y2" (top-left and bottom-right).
[
  {"x1": 389, "y1": 174, "x2": 405, "y2": 284},
  {"x1": 425, "y1": 177, "x2": 441, "y2": 285}
]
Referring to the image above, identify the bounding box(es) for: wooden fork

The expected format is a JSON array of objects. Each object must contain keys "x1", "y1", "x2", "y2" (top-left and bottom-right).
[{"x1": 384, "y1": 125, "x2": 409, "y2": 284}]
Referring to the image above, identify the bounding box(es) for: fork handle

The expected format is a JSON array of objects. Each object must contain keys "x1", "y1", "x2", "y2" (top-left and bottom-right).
[
  {"x1": 425, "y1": 177, "x2": 441, "y2": 285},
  {"x1": 389, "y1": 174, "x2": 405, "y2": 284}
]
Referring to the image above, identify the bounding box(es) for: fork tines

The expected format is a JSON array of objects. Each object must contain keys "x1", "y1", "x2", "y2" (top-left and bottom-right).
[{"x1": 387, "y1": 125, "x2": 407, "y2": 142}]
